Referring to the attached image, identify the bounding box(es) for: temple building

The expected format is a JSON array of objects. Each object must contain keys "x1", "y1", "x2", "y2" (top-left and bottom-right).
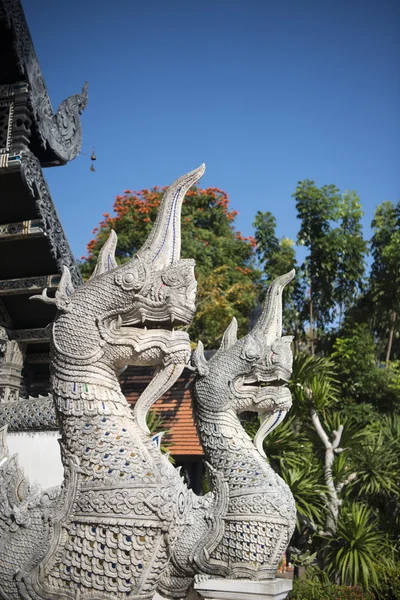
[{"x1": 0, "y1": 0, "x2": 86, "y2": 401}]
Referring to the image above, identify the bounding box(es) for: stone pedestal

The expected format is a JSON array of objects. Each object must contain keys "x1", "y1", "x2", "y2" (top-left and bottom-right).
[{"x1": 193, "y1": 577, "x2": 292, "y2": 600}]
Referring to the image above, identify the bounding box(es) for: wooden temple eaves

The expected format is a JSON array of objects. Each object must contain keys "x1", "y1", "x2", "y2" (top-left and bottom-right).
[{"x1": 0, "y1": 0, "x2": 87, "y2": 399}]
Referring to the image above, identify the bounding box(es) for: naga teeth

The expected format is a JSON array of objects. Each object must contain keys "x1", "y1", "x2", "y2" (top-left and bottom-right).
[
  {"x1": 116, "y1": 315, "x2": 122, "y2": 329},
  {"x1": 170, "y1": 313, "x2": 175, "y2": 323},
  {"x1": 144, "y1": 326, "x2": 147, "y2": 332},
  {"x1": 141, "y1": 314, "x2": 146, "y2": 323},
  {"x1": 171, "y1": 328, "x2": 175, "y2": 338}
]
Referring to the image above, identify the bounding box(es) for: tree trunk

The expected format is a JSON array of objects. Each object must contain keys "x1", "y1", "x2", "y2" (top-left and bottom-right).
[
  {"x1": 385, "y1": 310, "x2": 397, "y2": 368},
  {"x1": 309, "y1": 299, "x2": 314, "y2": 356},
  {"x1": 310, "y1": 410, "x2": 343, "y2": 533}
]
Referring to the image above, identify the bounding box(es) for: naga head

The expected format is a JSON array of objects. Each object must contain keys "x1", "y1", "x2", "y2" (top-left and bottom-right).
[
  {"x1": 32, "y1": 165, "x2": 205, "y2": 373},
  {"x1": 192, "y1": 271, "x2": 294, "y2": 453}
]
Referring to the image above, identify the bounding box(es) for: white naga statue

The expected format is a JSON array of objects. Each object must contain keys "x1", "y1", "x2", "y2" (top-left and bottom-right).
[{"x1": 0, "y1": 165, "x2": 296, "y2": 600}]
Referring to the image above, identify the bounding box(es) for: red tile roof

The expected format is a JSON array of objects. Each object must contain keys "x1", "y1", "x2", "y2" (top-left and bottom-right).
[{"x1": 121, "y1": 366, "x2": 203, "y2": 457}]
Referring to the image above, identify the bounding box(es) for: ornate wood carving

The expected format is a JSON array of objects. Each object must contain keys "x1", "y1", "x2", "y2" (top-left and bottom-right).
[
  {"x1": 1, "y1": 0, "x2": 88, "y2": 164},
  {"x1": 0, "y1": 219, "x2": 44, "y2": 240},
  {"x1": 10, "y1": 327, "x2": 50, "y2": 344},
  {"x1": 0, "y1": 274, "x2": 60, "y2": 296},
  {"x1": 20, "y1": 150, "x2": 83, "y2": 287}
]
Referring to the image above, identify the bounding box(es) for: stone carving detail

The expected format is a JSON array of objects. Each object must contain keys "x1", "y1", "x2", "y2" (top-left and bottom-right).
[
  {"x1": 0, "y1": 164, "x2": 296, "y2": 599},
  {"x1": 0, "y1": 395, "x2": 56, "y2": 430},
  {"x1": 1, "y1": 0, "x2": 87, "y2": 163},
  {"x1": 20, "y1": 151, "x2": 82, "y2": 287}
]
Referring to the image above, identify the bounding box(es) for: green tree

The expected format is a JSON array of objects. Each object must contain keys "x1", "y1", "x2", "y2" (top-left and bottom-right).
[
  {"x1": 334, "y1": 191, "x2": 368, "y2": 327},
  {"x1": 294, "y1": 181, "x2": 341, "y2": 352},
  {"x1": 370, "y1": 201, "x2": 400, "y2": 366},
  {"x1": 81, "y1": 185, "x2": 260, "y2": 348},
  {"x1": 293, "y1": 182, "x2": 367, "y2": 353}
]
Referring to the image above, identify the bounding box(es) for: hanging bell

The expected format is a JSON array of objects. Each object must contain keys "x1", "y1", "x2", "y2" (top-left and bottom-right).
[
  {"x1": 90, "y1": 150, "x2": 97, "y2": 161},
  {"x1": 90, "y1": 164, "x2": 95, "y2": 172}
]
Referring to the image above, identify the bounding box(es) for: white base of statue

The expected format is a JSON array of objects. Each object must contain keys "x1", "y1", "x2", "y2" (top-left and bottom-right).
[
  {"x1": 193, "y1": 577, "x2": 292, "y2": 600},
  {"x1": 153, "y1": 592, "x2": 199, "y2": 600}
]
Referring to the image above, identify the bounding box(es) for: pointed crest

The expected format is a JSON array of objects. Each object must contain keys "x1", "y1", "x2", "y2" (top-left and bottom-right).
[
  {"x1": 192, "y1": 340, "x2": 209, "y2": 376},
  {"x1": 89, "y1": 230, "x2": 118, "y2": 280},
  {"x1": 252, "y1": 270, "x2": 295, "y2": 344},
  {"x1": 30, "y1": 266, "x2": 75, "y2": 309},
  {"x1": 55, "y1": 266, "x2": 75, "y2": 310},
  {"x1": 137, "y1": 164, "x2": 205, "y2": 270},
  {"x1": 219, "y1": 317, "x2": 238, "y2": 351}
]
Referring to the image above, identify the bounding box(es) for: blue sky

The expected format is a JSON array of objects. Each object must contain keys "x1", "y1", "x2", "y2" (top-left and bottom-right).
[{"x1": 23, "y1": 0, "x2": 399, "y2": 264}]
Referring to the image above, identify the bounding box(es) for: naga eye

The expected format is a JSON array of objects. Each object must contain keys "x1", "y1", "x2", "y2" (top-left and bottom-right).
[
  {"x1": 124, "y1": 273, "x2": 134, "y2": 283},
  {"x1": 245, "y1": 347, "x2": 259, "y2": 360}
]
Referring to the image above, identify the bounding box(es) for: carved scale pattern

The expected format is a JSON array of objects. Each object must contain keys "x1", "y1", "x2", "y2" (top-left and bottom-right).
[
  {"x1": 0, "y1": 396, "x2": 57, "y2": 430},
  {"x1": 195, "y1": 413, "x2": 295, "y2": 579}
]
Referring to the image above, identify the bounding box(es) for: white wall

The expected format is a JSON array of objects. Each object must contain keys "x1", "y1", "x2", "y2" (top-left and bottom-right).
[{"x1": 7, "y1": 431, "x2": 64, "y2": 489}]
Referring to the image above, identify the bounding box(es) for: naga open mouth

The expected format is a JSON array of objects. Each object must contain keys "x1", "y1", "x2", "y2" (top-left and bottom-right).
[
  {"x1": 232, "y1": 374, "x2": 292, "y2": 413},
  {"x1": 241, "y1": 369, "x2": 290, "y2": 388},
  {"x1": 242, "y1": 379, "x2": 287, "y2": 388},
  {"x1": 109, "y1": 297, "x2": 195, "y2": 332}
]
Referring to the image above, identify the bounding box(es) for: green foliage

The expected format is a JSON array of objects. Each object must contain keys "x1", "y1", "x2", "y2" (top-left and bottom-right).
[
  {"x1": 80, "y1": 185, "x2": 260, "y2": 348},
  {"x1": 370, "y1": 201, "x2": 400, "y2": 363},
  {"x1": 294, "y1": 180, "x2": 342, "y2": 330},
  {"x1": 347, "y1": 434, "x2": 399, "y2": 502},
  {"x1": 322, "y1": 503, "x2": 387, "y2": 588},
  {"x1": 332, "y1": 323, "x2": 400, "y2": 411},
  {"x1": 335, "y1": 192, "x2": 368, "y2": 320},
  {"x1": 290, "y1": 353, "x2": 340, "y2": 414},
  {"x1": 332, "y1": 323, "x2": 377, "y2": 402},
  {"x1": 280, "y1": 464, "x2": 328, "y2": 529},
  {"x1": 371, "y1": 559, "x2": 400, "y2": 599},
  {"x1": 289, "y1": 567, "x2": 374, "y2": 600},
  {"x1": 293, "y1": 181, "x2": 367, "y2": 346}
]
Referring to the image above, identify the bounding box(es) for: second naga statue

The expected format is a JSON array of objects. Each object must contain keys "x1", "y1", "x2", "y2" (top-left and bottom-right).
[{"x1": 0, "y1": 165, "x2": 296, "y2": 600}]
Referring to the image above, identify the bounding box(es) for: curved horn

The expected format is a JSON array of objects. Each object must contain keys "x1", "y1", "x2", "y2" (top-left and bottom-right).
[
  {"x1": 137, "y1": 164, "x2": 205, "y2": 269},
  {"x1": 89, "y1": 230, "x2": 118, "y2": 280},
  {"x1": 252, "y1": 270, "x2": 295, "y2": 344}
]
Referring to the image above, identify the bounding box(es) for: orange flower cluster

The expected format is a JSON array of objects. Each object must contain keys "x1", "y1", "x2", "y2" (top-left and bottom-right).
[{"x1": 235, "y1": 266, "x2": 252, "y2": 275}]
